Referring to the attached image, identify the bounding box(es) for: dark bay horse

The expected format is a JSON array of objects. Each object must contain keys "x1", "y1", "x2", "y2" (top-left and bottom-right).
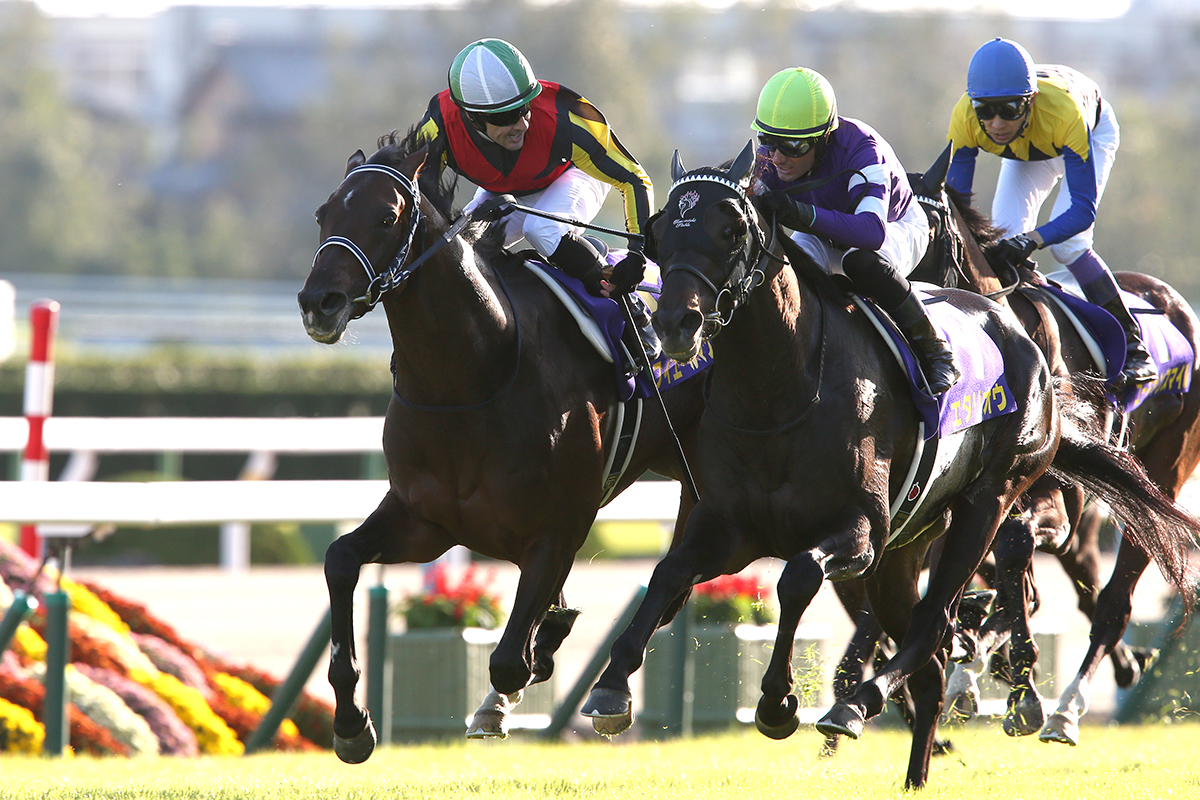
[
  {"x1": 579, "y1": 143, "x2": 1198, "y2": 789},
  {"x1": 297, "y1": 131, "x2": 705, "y2": 762},
  {"x1": 909, "y1": 152, "x2": 1200, "y2": 744}
]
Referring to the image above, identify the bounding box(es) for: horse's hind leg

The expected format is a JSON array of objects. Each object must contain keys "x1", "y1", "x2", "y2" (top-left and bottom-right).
[
  {"x1": 1040, "y1": 539, "x2": 1151, "y2": 746},
  {"x1": 468, "y1": 538, "x2": 577, "y2": 739},
  {"x1": 325, "y1": 492, "x2": 453, "y2": 763},
  {"x1": 1059, "y1": 502, "x2": 1148, "y2": 688}
]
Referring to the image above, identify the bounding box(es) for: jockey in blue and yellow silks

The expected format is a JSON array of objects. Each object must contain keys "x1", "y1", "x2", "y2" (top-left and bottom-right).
[
  {"x1": 414, "y1": 39, "x2": 653, "y2": 304},
  {"x1": 946, "y1": 37, "x2": 1155, "y2": 389}
]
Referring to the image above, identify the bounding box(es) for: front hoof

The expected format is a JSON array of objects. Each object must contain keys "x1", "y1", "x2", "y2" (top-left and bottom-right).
[
  {"x1": 333, "y1": 714, "x2": 377, "y2": 764},
  {"x1": 581, "y1": 688, "x2": 633, "y2": 737},
  {"x1": 1038, "y1": 712, "x2": 1079, "y2": 746},
  {"x1": 1002, "y1": 687, "x2": 1045, "y2": 737},
  {"x1": 466, "y1": 689, "x2": 521, "y2": 739},
  {"x1": 816, "y1": 703, "x2": 866, "y2": 740},
  {"x1": 754, "y1": 694, "x2": 800, "y2": 740}
]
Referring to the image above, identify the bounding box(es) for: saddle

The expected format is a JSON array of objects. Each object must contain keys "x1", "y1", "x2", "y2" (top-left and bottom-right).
[
  {"x1": 1027, "y1": 270, "x2": 1193, "y2": 413},
  {"x1": 852, "y1": 286, "x2": 1021, "y2": 546}
]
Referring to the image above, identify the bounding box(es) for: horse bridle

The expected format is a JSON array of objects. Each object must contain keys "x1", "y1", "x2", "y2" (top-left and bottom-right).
[
  {"x1": 660, "y1": 171, "x2": 779, "y2": 338},
  {"x1": 311, "y1": 164, "x2": 428, "y2": 308}
]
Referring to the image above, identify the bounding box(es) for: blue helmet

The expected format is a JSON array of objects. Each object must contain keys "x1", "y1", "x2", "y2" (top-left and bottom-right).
[{"x1": 967, "y1": 38, "x2": 1037, "y2": 99}]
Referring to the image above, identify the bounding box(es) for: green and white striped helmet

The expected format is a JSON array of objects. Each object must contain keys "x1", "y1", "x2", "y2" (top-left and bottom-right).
[{"x1": 448, "y1": 39, "x2": 542, "y2": 114}]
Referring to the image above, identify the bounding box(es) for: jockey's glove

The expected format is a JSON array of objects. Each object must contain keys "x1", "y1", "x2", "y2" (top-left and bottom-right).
[
  {"x1": 759, "y1": 191, "x2": 818, "y2": 232},
  {"x1": 608, "y1": 252, "x2": 647, "y2": 296},
  {"x1": 473, "y1": 194, "x2": 517, "y2": 222},
  {"x1": 991, "y1": 233, "x2": 1039, "y2": 266}
]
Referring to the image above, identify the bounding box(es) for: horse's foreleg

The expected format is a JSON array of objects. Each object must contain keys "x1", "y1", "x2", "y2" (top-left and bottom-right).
[
  {"x1": 582, "y1": 531, "x2": 735, "y2": 737},
  {"x1": 325, "y1": 492, "x2": 451, "y2": 763},
  {"x1": 1040, "y1": 538, "x2": 1151, "y2": 746},
  {"x1": 755, "y1": 550, "x2": 828, "y2": 740}
]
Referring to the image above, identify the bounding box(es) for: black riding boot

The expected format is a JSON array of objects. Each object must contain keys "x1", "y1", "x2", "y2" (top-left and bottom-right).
[
  {"x1": 548, "y1": 232, "x2": 606, "y2": 296},
  {"x1": 1100, "y1": 296, "x2": 1157, "y2": 388},
  {"x1": 889, "y1": 291, "x2": 960, "y2": 395}
]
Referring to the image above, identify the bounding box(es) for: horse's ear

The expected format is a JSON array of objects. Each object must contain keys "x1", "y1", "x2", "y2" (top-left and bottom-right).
[
  {"x1": 345, "y1": 150, "x2": 366, "y2": 176},
  {"x1": 728, "y1": 140, "x2": 756, "y2": 184},
  {"x1": 671, "y1": 150, "x2": 687, "y2": 182},
  {"x1": 925, "y1": 143, "x2": 953, "y2": 194}
]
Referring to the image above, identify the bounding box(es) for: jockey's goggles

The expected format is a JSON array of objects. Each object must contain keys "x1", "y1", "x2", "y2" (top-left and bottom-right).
[
  {"x1": 481, "y1": 103, "x2": 532, "y2": 127},
  {"x1": 972, "y1": 97, "x2": 1030, "y2": 122},
  {"x1": 757, "y1": 134, "x2": 816, "y2": 159}
]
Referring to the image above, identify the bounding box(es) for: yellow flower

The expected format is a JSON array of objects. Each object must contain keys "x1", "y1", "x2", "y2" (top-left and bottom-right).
[
  {"x1": 211, "y1": 671, "x2": 299, "y2": 739},
  {"x1": 129, "y1": 668, "x2": 243, "y2": 756},
  {"x1": 0, "y1": 696, "x2": 45, "y2": 755},
  {"x1": 12, "y1": 624, "x2": 47, "y2": 662},
  {"x1": 61, "y1": 578, "x2": 130, "y2": 635}
]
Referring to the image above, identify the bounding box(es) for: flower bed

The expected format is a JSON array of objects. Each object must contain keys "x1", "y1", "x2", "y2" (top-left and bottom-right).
[{"x1": 0, "y1": 537, "x2": 333, "y2": 755}]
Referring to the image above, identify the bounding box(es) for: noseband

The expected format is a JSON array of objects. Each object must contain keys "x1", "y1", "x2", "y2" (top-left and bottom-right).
[
  {"x1": 312, "y1": 164, "x2": 426, "y2": 308},
  {"x1": 660, "y1": 171, "x2": 777, "y2": 337}
]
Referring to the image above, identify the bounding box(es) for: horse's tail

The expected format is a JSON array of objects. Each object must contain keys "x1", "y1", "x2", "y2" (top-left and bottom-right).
[{"x1": 1048, "y1": 389, "x2": 1200, "y2": 615}]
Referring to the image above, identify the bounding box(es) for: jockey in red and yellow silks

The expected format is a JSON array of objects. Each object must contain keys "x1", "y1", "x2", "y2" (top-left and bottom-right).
[{"x1": 413, "y1": 39, "x2": 653, "y2": 306}]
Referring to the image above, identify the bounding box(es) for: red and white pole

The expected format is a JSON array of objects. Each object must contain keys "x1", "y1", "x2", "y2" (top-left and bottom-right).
[{"x1": 20, "y1": 300, "x2": 60, "y2": 558}]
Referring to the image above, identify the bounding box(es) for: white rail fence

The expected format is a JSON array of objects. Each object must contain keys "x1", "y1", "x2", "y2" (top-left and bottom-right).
[{"x1": 0, "y1": 416, "x2": 683, "y2": 569}]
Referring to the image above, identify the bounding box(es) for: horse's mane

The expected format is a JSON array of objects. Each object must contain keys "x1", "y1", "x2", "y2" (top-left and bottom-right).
[
  {"x1": 372, "y1": 128, "x2": 459, "y2": 221},
  {"x1": 945, "y1": 185, "x2": 1005, "y2": 248},
  {"x1": 372, "y1": 128, "x2": 509, "y2": 258}
]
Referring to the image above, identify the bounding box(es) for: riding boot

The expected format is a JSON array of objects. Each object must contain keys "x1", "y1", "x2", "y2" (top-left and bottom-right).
[
  {"x1": 1078, "y1": 274, "x2": 1157, "y2": 388},
  {"x1": 1099, "y1": 296, "x2": 1157, "y2": 388},
  {"x1": 548, "y1": 233, "x2": 606, "y2": 297},
  {"x1": 889, "y1": 291, "x2": 960, "y2": 395}
]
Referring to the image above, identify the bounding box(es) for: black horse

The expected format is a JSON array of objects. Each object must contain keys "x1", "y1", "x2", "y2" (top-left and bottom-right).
[
  {"x1": 297, "y1": 130, "x2": 705, "y2": 762},
  {"x1": 579, "y1": 143, "x2": 1197, "y2": 789}
]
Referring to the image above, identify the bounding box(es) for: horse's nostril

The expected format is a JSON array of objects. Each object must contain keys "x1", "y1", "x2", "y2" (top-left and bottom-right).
[
  {"x1": 319, "y1": 292, "x2": 348, "y2": 316},
  {"x1": 681, "y1": 309, "x2": 703, "y2": 337}
]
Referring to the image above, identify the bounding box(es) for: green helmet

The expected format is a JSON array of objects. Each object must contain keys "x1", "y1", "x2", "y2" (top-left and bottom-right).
[
  {"x1": 751, "y1": 67, "x2": 840, "y2": 139},
  {"x1": 448, "y1": 39, "x2": 542, "y2": 114}
]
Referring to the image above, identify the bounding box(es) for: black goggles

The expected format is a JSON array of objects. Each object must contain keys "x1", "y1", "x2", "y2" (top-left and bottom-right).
[
  {"x1": 481, "y1": 103, "x2": 532, "y2": 127},
  {"x1": 972, "y1": 97, "x2": 1030, "y2": 122},
  {"x1": 757, "y1": 134, "x2": 816, "y2": 159}
]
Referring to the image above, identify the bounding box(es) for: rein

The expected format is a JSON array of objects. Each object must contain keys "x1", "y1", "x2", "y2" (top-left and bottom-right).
[
  {"x1": 315, "y1": 161, "x2": 524, "y2": 410},
  {"x1": 663, "y1": 169, "x2": 827, "y2": 433},
  {"x1": 914, "y1": 190, "x2": 1019, "y2": 301}
]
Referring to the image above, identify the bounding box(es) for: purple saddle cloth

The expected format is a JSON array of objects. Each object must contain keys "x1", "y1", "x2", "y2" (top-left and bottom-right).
[
  {"x1": 859, "y1": 289, "x2": 1019, "y2": 440},
  {"x1": 529, "y1": 254, "x2": 712, "y2": 402},
  {"x1": 1037, "y1": 274, "x2": 1194, "y2": 413}
]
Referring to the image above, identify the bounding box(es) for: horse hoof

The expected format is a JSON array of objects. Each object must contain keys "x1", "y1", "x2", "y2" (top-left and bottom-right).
[
  {"x1": 754, "y1": 695, "x2": 799, "y2": 740},
  {"x1": 466, "y1": 689, "x2": 521, "y2": 739},
  {"x1": 581, "y1": 688, "x2": 633, "y2": 737},
  {"x1": 333, "y1": 715, "x2": 377, "y2": 764},
  {"x1": 816, "y1": 703, "x2": 865, "y2": 740},
  {"x1": 1038, "y1": 713, "x2": 1079, "y2": 746},
  {"x1": 466, "y1": 710, "x2": 509, "y2": 740},
  {"x1": 1003, "y1": 689, "x2": 1044, "y2": 737}
]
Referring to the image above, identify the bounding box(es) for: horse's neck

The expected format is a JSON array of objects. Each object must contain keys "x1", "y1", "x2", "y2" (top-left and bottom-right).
[
  {"x1": 711, "y1": 261, "x2": 821, "y2": 418},
  {"x1": 384, "y1": 233, "x2": 517, "y2": 407}
]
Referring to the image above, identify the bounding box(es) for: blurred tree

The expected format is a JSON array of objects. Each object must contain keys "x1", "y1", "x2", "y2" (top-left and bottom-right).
[{"x1": 0, "y1": 2, "x2": 144, "y2": 276}]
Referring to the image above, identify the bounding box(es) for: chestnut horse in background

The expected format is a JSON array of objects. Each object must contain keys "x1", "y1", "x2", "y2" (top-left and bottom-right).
[{"x1": 908, "y1": 149, "x2": 1200, "y2": 745}]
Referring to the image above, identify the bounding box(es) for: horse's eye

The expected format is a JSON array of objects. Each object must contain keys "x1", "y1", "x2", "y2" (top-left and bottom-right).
[{"x1": 382, "y1": 213, "x2": 397, "y2": 227}]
